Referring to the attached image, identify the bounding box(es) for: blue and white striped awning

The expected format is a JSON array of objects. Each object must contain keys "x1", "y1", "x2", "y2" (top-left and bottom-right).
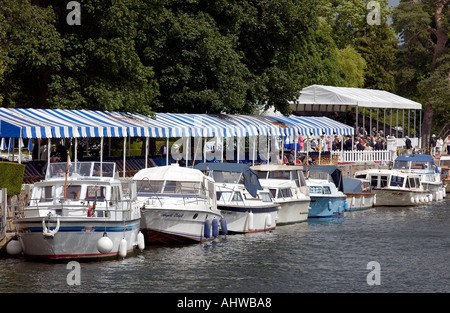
[{"x1": 0, "y1": 108, "x2": 354, "y2": 140}]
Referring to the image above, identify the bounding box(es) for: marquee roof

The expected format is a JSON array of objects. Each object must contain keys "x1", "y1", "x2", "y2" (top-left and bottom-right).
[{"x1": 293, "y1": 85, "x2": 422, "y2": 110}]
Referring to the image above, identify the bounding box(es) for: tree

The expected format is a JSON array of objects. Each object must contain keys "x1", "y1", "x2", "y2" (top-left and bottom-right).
[{"x1": 393, "y1": 0, "x2": 449, "y2": 147}]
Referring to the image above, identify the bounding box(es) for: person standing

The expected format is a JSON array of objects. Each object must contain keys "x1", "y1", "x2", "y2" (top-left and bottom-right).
[
  {"x1": 405, "y1": 136, "x2": 412, "y2": 154},
  {"x1": 436, "y1": 136, "x2": 443, "y2": 157},
  {"x1": 446, "y1": 136, "x2": 450, "y2": 155}
]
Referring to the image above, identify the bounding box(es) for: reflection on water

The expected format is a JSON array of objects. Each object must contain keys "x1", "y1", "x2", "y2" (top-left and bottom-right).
[{"x1": 1, "y1": 199, "x2": 449, "y2": 293}]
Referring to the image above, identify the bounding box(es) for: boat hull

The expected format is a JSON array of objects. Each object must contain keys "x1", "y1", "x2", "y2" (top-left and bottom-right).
[
  {"x1": 14, "y1": 217, "x2": 141, "y2": 260},
  {"x1": 372, "y1": 188, "x2": 431, "y2": 207},
  {"x1": 308, "y1": 196, "x2": 346, "y2": 218},
  {"x1": 345, "y1": 193, "x2": 375, "y2": 211},
  {"x1": 140, "y1": 207, "x2": 223, "y2": 244},
  {"x1": 218, "y1": 204, "x2": 279, "y2": 234},
  {"x1": 276, "y1": 200, "x2": 310, "y2": 224}
]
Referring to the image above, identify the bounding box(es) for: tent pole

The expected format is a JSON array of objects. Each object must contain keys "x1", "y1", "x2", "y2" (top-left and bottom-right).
[
  {"x1": 145, "y1": 137, "x2": 149, "y2": 168},
  {"x1": 383, "y1": 109, "x2": 386, "y2": 136},
  {"x1": 419, "y1": 110, "x2": 422, "y2": 149},
  {"x1": 123, "y1": 136, "x2": 126, "y2": 178},
  {"x1": 100, "y1": 136, "x2": 104, "y2": 177},
  {"x1": 166, "y1": 137, "x2": 169, "y2": 165},
  {"x1": 19, "y1": 129, "x2": 22, "y2": 164},
  {"x1": 74, "y1": 138, "x2": 78, "y2": 168}
]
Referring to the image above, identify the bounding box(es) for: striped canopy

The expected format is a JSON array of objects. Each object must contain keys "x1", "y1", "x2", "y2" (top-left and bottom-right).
[{"x1": 0, "y1": 108, "x2": 354, "y2": 139}]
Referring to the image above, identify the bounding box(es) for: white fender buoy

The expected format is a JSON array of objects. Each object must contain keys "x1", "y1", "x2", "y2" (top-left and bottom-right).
[
  {"x1": 410, "y1": 196, "x2": 415, "y2": 204},
  {"x1": 119, "y1": 238, "x2": 127, "y2": 258},
  {"x1": 351, "y1": 197, "x2": 356, "y2": 206},
  {"x1": 435, "y1": 191, "x2": 439, "y2": 201},
  {"x1": 6, "y1": 238, "x2": 22, "y2": 255},
  {"x1": 362, "y1": 196, "x2": 365, "y2": 205},
  {"x1": 420, "y1": 196, "x2": 424, "y2": 203},
  {"x1": 373, "y1": 194, "x2": 376, "y2": 205},
  {"x1": 97, "y1": 233, "x2": 113, "y2": 254},
  {"x1": 137, "y1": 231, "x2": 145, "y2": 251},
  {"x1": 265, "y1": 214, "x2": 272, "y2": 228},
  {"x1": 247, "y1": 211, "x2": 254, "y2": 231},
  {"x1": 429, "y1": 194, "x2": 433, "y2": 202},
  {"x1": 415, "y1": 196, "x2": 420, "y2": 204}
]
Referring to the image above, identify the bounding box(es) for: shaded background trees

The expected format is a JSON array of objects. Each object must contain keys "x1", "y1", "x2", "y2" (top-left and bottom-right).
[{"x1": 0, "y1": 0, "x2": 448, "y2": 140}]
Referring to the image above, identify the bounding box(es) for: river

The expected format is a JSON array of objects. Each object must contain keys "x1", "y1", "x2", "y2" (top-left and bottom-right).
[{"x1": 0, "y1": 198, "x2": 448, "y2": 294}]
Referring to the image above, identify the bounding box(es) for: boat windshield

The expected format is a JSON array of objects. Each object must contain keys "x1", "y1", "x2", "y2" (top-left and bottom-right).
[
  {"x1": 307, "y1": 171, "x2": 331, "y2": 182},
  {"x1": 136, "y1": 180, "x2": 207, "y2": 198},
  {"x1": 211, "y1": 171, "x2": 244, "y2": 184}
]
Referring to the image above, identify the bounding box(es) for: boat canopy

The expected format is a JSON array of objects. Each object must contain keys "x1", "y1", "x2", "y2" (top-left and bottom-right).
[
  {"x1": 133, "y1": 164, "x2": 211, "y2": 183},
  {"x1": 303, "y1": 165, "x2": 344, "y2": 192},
  {"x1": 342, "y1": 177, "x2": 363, "y2": 193},
  {"x1": 194, "y1": 162, "x2": 263, "y2": 197}
]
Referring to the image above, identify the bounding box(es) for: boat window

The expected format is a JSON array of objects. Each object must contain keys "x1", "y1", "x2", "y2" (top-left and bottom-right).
[
  {"x1": 415, "y1": 177, "x2": 420, "y2": 187},
  {"x1": 309, "y1": 186, "x2": 322, "y2": 194},
  {"x1": 356, "y1": 174, "x2": 366, "y2": 179},
  {"x1": 308, "y1": 171, "x2": 330, "y2": 181},
  {"x1": 390, "y1": 176, "x2": 404, "y2": 187},
  {"x1": 297, "y1": 171, "x2": 307, "y2": 187},
  {"x1": 269, "y1": 188, "x2": 277, "y2": 198},
  {"x1": 279, "y1": 188, "x2": 293, "y2": 198},
  {"x1": 256, "y1": 171, "x2": 268, "y2": 179},
  {"x1": 259, "y1": 192, "x2": 272, "y2": 202},
  {"x1": 370, "y1": 176, "x2": 378, "y2": 188},
  {"x1": 380, "y1": 176, "x2": 388, "y2": 188},
  {"x1": 208, "y1": 181, "x2": 215, "y2": 202},
  {"x1": 322, "y1": 186, "x2": 331, "y2": 194},
  {"x1": 411, "y1": 161, "x2": 427, "y2": 170},
  {"x1": 268, "y1": 171, "x2": 290, "y2": 179},
  {"x1": 65, "y1": 185, "x2": 82, "y2": 200},
  {"x1": 86, "y1": 186, "x2": 106, "y2": 201},
  {"x1": 232, "y1": 191, "x2": 243, "y2": 202},
  {"x1": 38, "y1": 186, "x2": 53, "y2": 202},
  {"x1": 216, "y1": 191, "x2": 233, "y2": 202},
  {"x1": 393, "y1": 161, "x2": 408, "y2": 170}
]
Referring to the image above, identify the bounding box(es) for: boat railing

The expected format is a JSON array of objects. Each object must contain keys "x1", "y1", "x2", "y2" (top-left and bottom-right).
[
  {"x1": 13, "y1": 198, "x2": 138, "y2": 221},
  {"x1": 46, "y1": 162, "x2": 117, "y2": 180}
]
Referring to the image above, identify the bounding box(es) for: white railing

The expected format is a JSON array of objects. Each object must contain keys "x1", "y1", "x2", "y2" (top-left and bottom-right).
[{"x1": 337, "y1": 150, "x2": 392, "y2": 163}]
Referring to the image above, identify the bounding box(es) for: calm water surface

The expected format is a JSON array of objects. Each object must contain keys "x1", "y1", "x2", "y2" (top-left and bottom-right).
[{"x1": 1, "y1": 199, "x2": 448, "y2": 293}]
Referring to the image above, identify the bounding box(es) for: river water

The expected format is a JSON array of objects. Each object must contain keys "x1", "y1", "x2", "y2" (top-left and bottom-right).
[{"x1": 0, "y1": 199, "x2": 448, "y2": 294}]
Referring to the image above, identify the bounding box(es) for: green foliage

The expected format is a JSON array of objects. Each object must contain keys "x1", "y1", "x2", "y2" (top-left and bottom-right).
[{"x1": 0, "y1": 162, "x2": 25, "y2": 196}]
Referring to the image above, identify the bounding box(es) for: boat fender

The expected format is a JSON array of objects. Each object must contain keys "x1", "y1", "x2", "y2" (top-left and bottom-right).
[
  {"x1": 351, "y1": 197, "x2": 356, "y2": 206},
  {"x1": 137, "y1": 231, "x2": 145, "y2": 251},
  {"x1": 420, "y1": 196, "x2": 424, "y2": 203},
  {"x1": 6, "y1": 237, "x2": 22, "y2": 256},
  {"x1": 373, "y1": 194, "x2": 376, "y2": 205},
  {"x1": 212, "y1": 219, "x2": 219, "y2": 238},
  {"x1": 247, "y1": 211, "x2": 254, "y2": 231},
  {"x1": 204, "y1": 220, "x2": 211, "y2": 238},
  {"x1": 410, "y1": 196, "x2": 415, "y2": 204},
  {"x1": 344, "y1": 202, "x2": 348, "y2": 212},
  {"x1": 415, "y1": 196, "x2": 420, "y2": 204},
  {"x1": 362, "y1": 196, "x2": 365, "y2": 205},
  {"x1": 265, "y1": 214, "x2": 272, "y2": 228},
  {"x1": 119, "y1": 238, "x2": 127, "y2": 258},
  {"x1": 220, "y1": 218, "x2": 228, "y2": 235},
  {"x1": 42, "y1": 218, "x2": 60, "y2": 238},
  {"x1": 97, "y1": 233, "x2": 113, "y2": 254},
  {"x1": 435, "y1": 191, "x2": 439, "y2": 201},
  {"x1": 327, "y1": 201, "x2": 332, "y2": 211},
  {"x1": 428, "y1": 194, "x2": 433, "y2": 202}
]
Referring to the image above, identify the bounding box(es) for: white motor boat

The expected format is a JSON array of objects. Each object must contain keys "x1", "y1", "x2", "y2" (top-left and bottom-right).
[
  {"x1": 251, "y1": 165, "x2": 310, "y2": 224},
  {"x1": 133, "y1": 165, "x2": 224, "y2": 244},
  {"x1": 10, "y1": 162, "x2": 142, "y2": 260},
  {"x1": 438, "y1": 156, "x2": 450, "y2": 193},
  {"x1": 393, "y1": 154, "x2": 445, "y2": 201},
  {"x1": 354, "y1": 168, "x2": 432, "y2": 207},
  {"x1": 195, "y1": 163, "x2": 279, "y2": 234}
]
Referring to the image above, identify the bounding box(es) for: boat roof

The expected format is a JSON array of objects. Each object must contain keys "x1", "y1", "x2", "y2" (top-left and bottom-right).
[
  {"x1": 194, "y1": 162, "x2": 262, "y2": 197},
  {"x1": 355, "y1": 168, "x2": 420, "y2": 177},
  {"x1": 133, "y1": 164, "x2": 212, "y2": 183},
  {"x1": 394, "y1": 154, "x2": 435, "y2": 164}
]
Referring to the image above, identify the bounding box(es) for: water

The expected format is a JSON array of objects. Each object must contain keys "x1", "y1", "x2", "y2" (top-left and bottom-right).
[{"x1": 0, "y1": 199, "x2": 448, "y2": 293}]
